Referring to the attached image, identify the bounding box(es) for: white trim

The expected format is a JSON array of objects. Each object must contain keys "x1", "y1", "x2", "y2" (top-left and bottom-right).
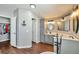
[
  {"x1": 16, "y1": 45, "x2": 32, "y2": 48},
  {"x1": 32, "y1": 39, "x2": 40, "y2": 43},
  {"x1": 35, "y1": 40, "x2": 40, "y2": 43},
  {"x1": 0, "y1": 15, "x2": 12, "y2": 18},
  {"x1": 0, "y1": 39, "x2": 9, "y2": 42},
  {"x1": 11, "y1": 45, "x2": 17, "y2": 47}
]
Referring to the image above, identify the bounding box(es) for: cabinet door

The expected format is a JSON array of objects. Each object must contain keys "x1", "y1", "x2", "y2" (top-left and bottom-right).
[
  {"x1": 10, "y1": 17, "x2": 16, "y2": 47},
  {"x1": 45, "y1": 35, "x2": 54, "y2": 45},
  {"x1": 61, "y1": 40, "x2": 79, "y2": 54},
  {"x1": 40, "y1": 19, "x2": 54, "y2": 44}
]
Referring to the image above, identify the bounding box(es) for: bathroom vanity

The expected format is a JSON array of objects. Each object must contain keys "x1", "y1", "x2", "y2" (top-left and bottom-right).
[
  {"x1": 61, "y1": 38, "x2": 79, "y2": 54},
  {"x1": 54, "y1": 31, "x2": 79, "y2": 54},
  {"x1": 44, "y1": 7, "x2": 79, "y2": 54}
]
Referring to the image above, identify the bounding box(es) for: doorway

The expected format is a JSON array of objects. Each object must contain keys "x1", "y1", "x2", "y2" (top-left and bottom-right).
[
  {"x1": 32, "y1": 18, "x2": 40, "y2": 43},
  {"x1": 32, "y1": 18, "x2": 36, "y2": 42},
  {"x1": 0, "y1": 17, "x2": 10, "y2": 42}
]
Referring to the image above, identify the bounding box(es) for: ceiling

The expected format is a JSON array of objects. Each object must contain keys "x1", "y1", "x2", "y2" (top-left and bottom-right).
[{"x1": 0, "y1": 4, "x2": 74, "y2": 18}]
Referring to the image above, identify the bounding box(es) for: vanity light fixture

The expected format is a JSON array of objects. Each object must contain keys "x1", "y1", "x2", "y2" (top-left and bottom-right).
[
  {"x1": 48, "y1": 21, "x2": 55, "y2": 24},
  {"x1": 61, "y1": 17, "x2": 65, "y2": 21},
  {"x1": 71, "y1": 10, "x2": 78, "y2": 17},
  {"x1": 30, "y1": 4, "x2": 36, "y2": 8},
  {"x1": 52, "y1": 21, "x2": 55, "y2": 24},
  {"x1": 75, "y1": 9, "x2": 78, "y2": 16},
  {"x1": 71, "y1": 5, "x2": 78, "y2": 17},
  {"x1": 71, "y1": 12, "x2": 75, "y2": 17},
  {"x1": 57, "y1": 22, "x2": 61, "y2": 25}
]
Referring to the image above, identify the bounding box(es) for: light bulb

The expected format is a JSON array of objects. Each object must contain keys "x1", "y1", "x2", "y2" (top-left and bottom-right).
[
  {"x1": 75, "y1": 10, "x2": 78, "y2": 15},
  {"x1": 71, "y1": 9, "x2": 79, "y2": 17},
  {"x1": 30, "y1": 4, "x2": 36, "y2": 8},
  {"x1": 57, "y1": 22, "x2": 61, "y2": 25},
  {"x1": 71, "y1": 12, "x2": 75, "y2": 17}
]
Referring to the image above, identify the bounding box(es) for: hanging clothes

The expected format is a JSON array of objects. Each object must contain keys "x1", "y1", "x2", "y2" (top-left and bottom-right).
[
  {"x1": 8, "y1": 24, "x2": 10, "y2": 33},
  {"x1": 0, "y1": 24, "x2": 2, "y2": 34},
  {"x1": 3, "y1": 24, "x2": 6, "y2": 34},
  {"x1": 5, "y1": 23, "x2": 8, "y2": 33}
]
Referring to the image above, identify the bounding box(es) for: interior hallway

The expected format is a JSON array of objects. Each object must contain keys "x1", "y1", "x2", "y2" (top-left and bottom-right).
[{"x1": 0, "y1": 41, "x2": 53, "y2": 54}]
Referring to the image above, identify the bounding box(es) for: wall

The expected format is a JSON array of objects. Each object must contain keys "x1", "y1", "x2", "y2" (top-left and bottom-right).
[
  {"x1": 36, "y1": 19, "x2": 40, "y2": 43},
  {"x1": 32, "y1": 19, "x2": 36, "y2": 42},
  {"x1": 30, "y1": 12, "x2": 40, "y2": 43},
  {"x1": 0, "y1": 17, "x2": 9, "y2": 23},
  {"x1": 13, "y1": 8, "x2": 33, "y2": 48},
  {"x1": 40, "y1": 19, "x2": 45, "y2": 42},
  {"x1": 40, "y1": 19, "x2": 54, "y2": 44},
  {"x1": 13, "y1": 8, "x2": 40, "y2": 48}
]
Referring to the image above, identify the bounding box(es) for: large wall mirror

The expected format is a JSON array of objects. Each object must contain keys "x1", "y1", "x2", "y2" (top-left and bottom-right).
[
  {"x1": 48, "y1": 22, "x2": 54, "y2": 31},
  {"x1": 73, "y1": 16, "x2": 78, "y2": 33},
  {"x1": 57, "y1": 16, "x2": 79, "y2": 33},
  {"x1": 47, "y1": 21, "x2": 55, "y2": 34},
  {"x1": 57, "y1": 5, "x2": 79, "y2": 33},
  {"x1": 57, "y1": 21, "x2": 65, "y2": 31},
  {"x1": 57, "y1": 16, "x2": 70, "y2": 32},
  {"x1": 46, "y1": 20, "x2": 55, "y2": 34},
  {"x1": 72, "y1": 4, "x2": 79, "y2": 33}
]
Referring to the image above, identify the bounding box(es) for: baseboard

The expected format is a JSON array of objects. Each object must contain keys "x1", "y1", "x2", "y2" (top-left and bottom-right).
[
  {"x1": 16, "y1": 45, "x2": 32, "y2": 48},
  {"x1": 0, "y1": 39, "x2": 9, "y2": 42},
  {"x1": 39, "y1": 42, "x2": 54, "y2": 46},
  {"x1": 32, "y1": 41, "x2": 40, "y2": 43}
]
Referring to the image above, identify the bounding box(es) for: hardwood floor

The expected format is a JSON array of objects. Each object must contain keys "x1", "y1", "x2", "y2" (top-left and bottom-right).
[{"x1": 0, "y1": 41, "x2": 54, "y2": 54}]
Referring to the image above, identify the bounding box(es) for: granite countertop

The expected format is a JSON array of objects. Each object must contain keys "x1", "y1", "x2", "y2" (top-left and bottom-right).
[{"x1": 45, "y1": 31, "x2": 79, "y2": 42}]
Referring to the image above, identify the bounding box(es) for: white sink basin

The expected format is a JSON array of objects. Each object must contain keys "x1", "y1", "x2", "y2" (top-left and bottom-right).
[{"x1": 62, "y1": 36, "x2": 79, "y2": 41}]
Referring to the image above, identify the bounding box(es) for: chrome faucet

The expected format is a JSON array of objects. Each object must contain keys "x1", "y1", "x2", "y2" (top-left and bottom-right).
[{"x1": 69, "y1": 36, "x2": 74, "y2": 39}]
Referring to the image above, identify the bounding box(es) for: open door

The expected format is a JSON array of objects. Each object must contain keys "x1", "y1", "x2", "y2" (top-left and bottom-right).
[
  {"x1": 10, "y1": 17, "x2": 16, "y2": 47},
  {"x1": 32, "y1": 18, "x2": 40, "y2": 43}
]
